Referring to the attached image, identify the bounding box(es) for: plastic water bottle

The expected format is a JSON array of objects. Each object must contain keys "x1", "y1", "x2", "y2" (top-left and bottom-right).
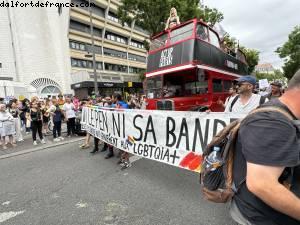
[{"x1": 205, "y1": 146, "x2": 223, "y2": 171}]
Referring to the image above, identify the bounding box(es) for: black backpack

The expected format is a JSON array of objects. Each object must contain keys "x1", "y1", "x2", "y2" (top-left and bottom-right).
[{"x1": 200, "y1": 106, "x2": 295, "y2": 203}]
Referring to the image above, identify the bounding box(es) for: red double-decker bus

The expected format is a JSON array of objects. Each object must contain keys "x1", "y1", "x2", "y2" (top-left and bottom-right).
[{"x1": 144, "y1": 18, "x2": 248, "y2": 112}]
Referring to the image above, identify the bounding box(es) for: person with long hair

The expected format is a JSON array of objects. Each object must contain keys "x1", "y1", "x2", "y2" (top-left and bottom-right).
[
  {"x1": 20, "y1": 98, "x2": 30, "y2": 134},
  {"x1": 26, "y1": 101, "x2": 45, "y2": 145},
  {"x1": 41, "y1": 99, "x2": 50, "y2": 135},
  {"x1": 165, "y1": 7, "x2": 180, "y2": 30}
]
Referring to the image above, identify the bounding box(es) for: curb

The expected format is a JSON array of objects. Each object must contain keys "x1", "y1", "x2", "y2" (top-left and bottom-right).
[{"x1": 0, "y1": 137, "x2": 85, "y2": 160}]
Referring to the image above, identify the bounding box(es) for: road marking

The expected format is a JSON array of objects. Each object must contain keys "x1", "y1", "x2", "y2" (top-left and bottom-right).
[
  {"x1": 0, "y1": 211, "x2": 25, "y2": 223},
  {"x1": 75, "y1": 202, "x2": 88, "y2": 208},
  {"x1": 1, "y1": 201, "x2": 10, "y2": 206}
]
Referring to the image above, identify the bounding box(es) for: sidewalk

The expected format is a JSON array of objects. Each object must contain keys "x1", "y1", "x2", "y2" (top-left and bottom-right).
[{"x1": 0, "y1": 132, "x2": 84, "y2": 159}]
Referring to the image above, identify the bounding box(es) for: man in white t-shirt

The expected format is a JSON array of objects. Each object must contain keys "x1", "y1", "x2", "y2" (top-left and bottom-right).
[
  {"x1": 62, "y1": 97, "x2": 76, "y2": 137},
  {"x1": 225, "y1": 76, "x2": 268, "y2": 114}
]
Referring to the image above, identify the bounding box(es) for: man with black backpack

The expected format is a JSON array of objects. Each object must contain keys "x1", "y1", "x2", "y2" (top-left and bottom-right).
[
  {"x1": 225, "y1": 76, "x2": 267, "y2": 113},
  {"x1": 230, "y1": 70, "x2": 300, "y2": 224}
]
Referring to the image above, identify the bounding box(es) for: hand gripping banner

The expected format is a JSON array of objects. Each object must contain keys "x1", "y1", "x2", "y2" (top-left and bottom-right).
[{"x1": 81, "y1": 107, "x2": 245, "y2": 172}]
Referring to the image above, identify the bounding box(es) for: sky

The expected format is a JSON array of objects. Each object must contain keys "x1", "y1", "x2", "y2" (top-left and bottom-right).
[{"x1": 204, "y1": 0, "x2": 300, "y2": 69}]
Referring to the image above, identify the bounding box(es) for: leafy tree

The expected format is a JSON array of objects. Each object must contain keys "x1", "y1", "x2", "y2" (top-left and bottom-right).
[
  {"x1": 276, "y1": 26, "x2": 300, "y2": 80},
  {"x1": 255, "y1": 69, "x2": 284, "y2": 81},
  {"x1": 117, "y1": 0, "x2": 223, "y2": 35},
  {"x1": 239, "y1": 46, "x2": 260, "y2": 74}
]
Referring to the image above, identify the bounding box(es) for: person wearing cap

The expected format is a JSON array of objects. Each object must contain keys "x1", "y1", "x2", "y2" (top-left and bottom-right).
[
  {"x1": 224, "y1": 75, "x2": 268, "y2": 113},
  {"x1": 266, "y1": 81, "x2": 282, "y2": 100}
]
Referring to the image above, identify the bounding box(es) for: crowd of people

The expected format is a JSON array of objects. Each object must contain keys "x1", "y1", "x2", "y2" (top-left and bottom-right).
[
  {"x1": 0, "y1": 92, "x2": 145, "y2": 169},
  {"x1": 79, "y1": 93, "x2": 146, "y2": 170}
]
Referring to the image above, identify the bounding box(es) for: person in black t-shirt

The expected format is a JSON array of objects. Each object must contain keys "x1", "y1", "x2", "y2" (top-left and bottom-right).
[{"x1": 230, "y1": 69, "x2": 300, "y2": 225}]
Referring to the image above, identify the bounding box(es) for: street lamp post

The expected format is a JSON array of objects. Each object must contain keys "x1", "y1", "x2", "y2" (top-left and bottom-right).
[{"x1": 88, "y1": 0, "x2": 98, "y2": 95}]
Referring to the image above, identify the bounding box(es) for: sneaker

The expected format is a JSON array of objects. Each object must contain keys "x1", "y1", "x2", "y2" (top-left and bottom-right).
[
  {"x1": 26, "y1": 132, "x2": 30, "y2": 135},
  {"x1": 59, "y1": 137, "x2": 64, "y2": 141},
  {"x1": 41, "y1": 139, "x2": 46, "y2": 144},
  {"x1": 120, "y1": 161, "x2": 131, "y2": 170},
  {"x1": 67, "y1": 135, "x2": 71, "y2": 138},
  {"x1": 17, "y1": 139, "x2": 24, "y2": 142},
  {"x1": 3, "y1": 145, "x2": 8, "y2": 150},
  {"x1": 33, "y1": 141, "x2": 38, "y2": 146},
  {"x1": 53, "y1": 138, "x2": 60, "y2": 142}
]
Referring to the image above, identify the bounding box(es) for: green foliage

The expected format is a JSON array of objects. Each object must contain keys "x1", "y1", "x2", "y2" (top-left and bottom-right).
[
  {"x1": 138, "y1": 69, "x2": 146, "y2": 82},
  {"x1": 117, "y1": 0, "x2": 223, "y2": 35},
  {"x1": 276, "y1": 26, "x2": 300, "y2": 80},
  {"x1": 239, "y1": 46, "x2": 260, "y2": 74},
  {"x1": 255, "y1": 69, "x2": 284, "y2": 81},
  {"x1": 222, "y1": 35, "x2": 237, "y2": 50}
]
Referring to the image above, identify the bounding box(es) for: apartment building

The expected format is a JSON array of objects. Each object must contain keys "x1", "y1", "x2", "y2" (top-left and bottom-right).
[{"x1": 69, "y1": 0, "x2": 149, "y2": 98}]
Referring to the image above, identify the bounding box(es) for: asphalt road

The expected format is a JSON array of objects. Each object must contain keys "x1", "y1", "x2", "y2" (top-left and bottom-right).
[{"x1": 0, "y1": 142, "x2": 235, "y2": 225}]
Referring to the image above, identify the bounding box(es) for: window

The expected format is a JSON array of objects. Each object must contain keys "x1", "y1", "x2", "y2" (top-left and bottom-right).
[
  {"x1": 69, "y1": 41, "x2": 86, "y2": 51},
  {"x1": 150, "y1": 33, "x2": 168, "y2": 51},
  {"x1": 223, "y1": 80, "x2": 233, "y2": 91},
  {"x1": 41, "y1": 86, "x2": 60, "y2": 94},
  {"x1": 184, "y1": 69, "x2": 208, "y2": 95},
  {"x1": 105, "y1": 32, "x2": 127, "y2": 44},
  {"x1": 96, "y1": 62, "x2": 103, "y2": 70},
  {"x1": 70, "y1": 20, "x2": 90, "y2": 34},
  {"x1": 128, "y1": 53, "x2": 146, "y2": 62},
  {"x1": 212, "y1": 79, "x2": 223, "y2": 92},
  {"x1": 107, "y1": 12, "x2": 119, "y2": 23},
  {"x1": 209, "y1": 30, "x2": 220, "y2": 48},
  {"x1": 103, "y1": 48, "x2": 126, "y2": 59},
  {"x1": 93, "y1": 27, "x2": 102, "y2": 38},
  {"x1": 170, "y1": 23, "x2": 193, "y2": 44},
  {"x1": 129, "y1": 67, "x2": 144, "y2": 74},
  {"x1": 130, "y1": 40, "x2": 144, "y2": 49},
  {"x1": 196, "y1": 24, "x2": 208, "y2": 41},
  {"x1": 104, "y1": 63, "x2": 128, "y2": 72},
  {"x1": 71, "y1": 58, "x2": 94, "y2": 69},
  {"x1": 146, "y1": 76, "x2": 162, "y2": 99}
]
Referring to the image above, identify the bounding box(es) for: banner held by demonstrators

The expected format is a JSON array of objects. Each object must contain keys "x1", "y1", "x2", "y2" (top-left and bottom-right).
[{"x1": 81, "y1": 107, "x2": 245, "y2": 172}]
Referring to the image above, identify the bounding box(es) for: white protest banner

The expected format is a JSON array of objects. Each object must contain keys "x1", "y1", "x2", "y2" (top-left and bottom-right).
[
  {"x1": 81, "y1": 107, "x2": 246, "y2": 172},
  {"x1": 259, "y1": 79, "x2": 269, "y2": 89}
]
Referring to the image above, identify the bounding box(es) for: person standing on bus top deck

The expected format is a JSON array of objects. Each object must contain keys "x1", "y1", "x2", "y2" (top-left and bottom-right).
[
  {"x1": 224, "y1": 76, "x2": 268, "y2": 113},
  {"x1": 165, "y1": 7, "x2": 180, "y2": 30}
]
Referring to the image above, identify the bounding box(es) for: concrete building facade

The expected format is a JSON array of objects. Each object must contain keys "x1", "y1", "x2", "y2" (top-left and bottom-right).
[
  {"x1": 0, "y1": 0, "x2": 72, "y2": 98},
  {"x1": 69, "y1": 0, "x2": 149, "y2": 98},
  {"x1": 0, "y1": 0, "x2": 149, "y2": 99}
]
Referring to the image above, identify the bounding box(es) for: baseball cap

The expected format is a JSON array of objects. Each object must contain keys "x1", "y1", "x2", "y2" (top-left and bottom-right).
[
  {"x1": 236, "y1": 75, "x2": 256, "y2": 86},
  {"x1": 270, "y1": 81, "x2": 282, "y2": 88}
]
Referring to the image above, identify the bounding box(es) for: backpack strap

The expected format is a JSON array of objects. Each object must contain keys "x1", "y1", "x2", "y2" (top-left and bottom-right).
[{"x1": 229, "y1": 95, "x2": 239, "y2": 112}]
